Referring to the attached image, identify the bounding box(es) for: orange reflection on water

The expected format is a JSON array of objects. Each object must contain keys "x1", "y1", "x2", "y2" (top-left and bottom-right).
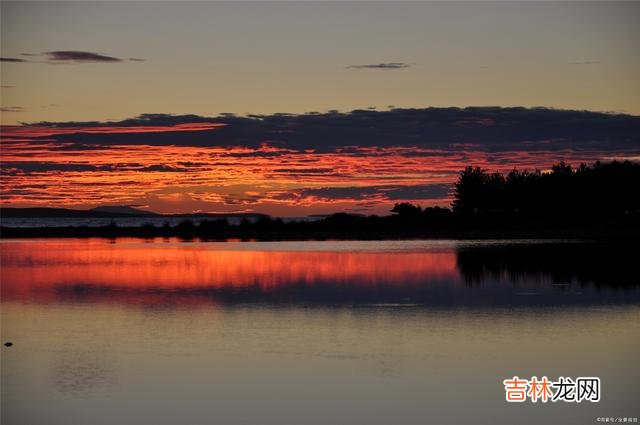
[{"x1": 1, "y1": 239, "x2": 459, "y2": 305}]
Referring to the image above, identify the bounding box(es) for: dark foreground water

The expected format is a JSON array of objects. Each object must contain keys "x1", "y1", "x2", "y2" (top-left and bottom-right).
[{"x1": 1, "y1": 239, "x2": 639, "y2": 424}]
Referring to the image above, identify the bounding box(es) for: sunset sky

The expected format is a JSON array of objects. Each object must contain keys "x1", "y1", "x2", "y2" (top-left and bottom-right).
[{"x1": 1, "y1": 1, "x2": 639, "y2": 216}]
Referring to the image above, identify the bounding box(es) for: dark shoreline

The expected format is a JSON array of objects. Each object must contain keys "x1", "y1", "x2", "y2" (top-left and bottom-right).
[
  {"x1": 3, "y1": 160, "x2": 639, "y2": 241},
  {"x1": 2, "y1": 214, "x2": 639, "y2": 241}
]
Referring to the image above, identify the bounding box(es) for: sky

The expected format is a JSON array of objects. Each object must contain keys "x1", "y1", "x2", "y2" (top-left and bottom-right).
[{"x1": 1, "y1": 1, "x2": 639, "y2": 215}]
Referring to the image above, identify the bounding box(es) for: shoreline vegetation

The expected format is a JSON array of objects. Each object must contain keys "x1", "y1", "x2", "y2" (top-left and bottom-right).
[{"x1": 2, "y1": 160, "x2": 639, "y2": 241}]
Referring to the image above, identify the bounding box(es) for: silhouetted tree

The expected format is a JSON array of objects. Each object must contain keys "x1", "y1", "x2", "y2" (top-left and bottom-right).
[
  {"x1": 422, "y1": 206, "x2": 452, "y2": 217},
  {"x1": 390, "y1": 202, "x2": 422, "y2": 217},
  {"x1": 452, "y1": 160, "x2": 640, "y2": 217},
  {"x1": 452, "y1": 167, "x2": 488, "y2": 214}
]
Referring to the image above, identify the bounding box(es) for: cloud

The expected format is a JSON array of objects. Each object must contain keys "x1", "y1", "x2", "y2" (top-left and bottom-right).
[
  {"x1": 569, "y1": 60, "x2": 600, "y2": 65},
  {"x1": 8, "y1": 51, "x2": 144, "y2": 64},
  {"x1": 1, "y1": 106, "x2": 25, "y2": 112},
  {"x1": 16, "y1": 107, "x2": 639, "y2": 153},
  {"x1": 1, "y1": 161, "x2": 108, "y2": 173},
  {"x1": 138, "y1": 164, "x2": 189, "y2": 172},
  {"x1": 0, "y1": 160, "x2": 204, "y2": 175},
  {"x1": 272, "y1": 168, "x2": 335, "y2": 174},
  {"x1": 346, "y1": 62, "x2": 413, "y2": 70},
  {"x1": 1, "y1": 85, "x2": 16, "y2": 89},
  {"x1": 280, "y1": 184, "x2": 451, "y2": 202},
  {"x1": 382, "y1": 184, "x2": 452, "y2": 200},
  {"x1": 45, "y1": 51, "x2": 123, "y2": 63},
  {"x1": 3, "y1": 108, "x2": 638, "y2": 215}
]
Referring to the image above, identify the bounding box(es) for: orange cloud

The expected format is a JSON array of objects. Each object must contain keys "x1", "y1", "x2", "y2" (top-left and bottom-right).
[{"x1": 2, "y1": 110, "x2": 639, "y2": 215}]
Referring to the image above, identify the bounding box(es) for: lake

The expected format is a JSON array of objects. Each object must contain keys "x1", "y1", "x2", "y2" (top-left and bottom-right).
[{"x1": 1, "y1": 238, "x2": 638, "y2": 424}]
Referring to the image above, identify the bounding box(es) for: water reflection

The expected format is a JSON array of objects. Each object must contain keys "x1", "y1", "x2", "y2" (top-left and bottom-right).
[
  {"x1": 2, "y1": 239, "x2": 639, "y2": 425},
  {"x1": 52, "y1": 351, "x2": 116, "y2": 396},
  {"x1": 1, "y1": 239, "x2": 638, "y2": 307},
  {"x1": 457, "y1": 242, "x2": 639, "y2": 288}
]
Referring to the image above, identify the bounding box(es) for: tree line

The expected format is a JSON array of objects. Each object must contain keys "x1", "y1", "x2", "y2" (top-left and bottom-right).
[
  {"x1": 2, "y1": 160, "x2": 639, "y2": 240},
  {"x1": 450, "y1": 160, "x2": 640, "y2": 216}
]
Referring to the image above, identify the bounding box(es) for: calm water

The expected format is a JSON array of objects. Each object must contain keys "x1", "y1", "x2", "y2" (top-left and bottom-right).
[{"x1": 1, "y1": 239, "x2": 639, "y2": 424}]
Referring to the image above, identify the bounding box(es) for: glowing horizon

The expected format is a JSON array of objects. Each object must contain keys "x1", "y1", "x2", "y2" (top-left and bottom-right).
[{"x1": 2, "y1": 107, "x2": 639, "y2": 216}]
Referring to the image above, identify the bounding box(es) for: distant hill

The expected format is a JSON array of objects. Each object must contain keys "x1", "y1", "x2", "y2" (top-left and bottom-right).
[
  {"x1": 0, "y1": 206, "x2": 269, "y2": 220},
  {"x1": 90, "y1": 206, "x2": 155, "y2": 216},
  {"x1": 0, "y1": 207, "x2": 158, "y2": 218}
]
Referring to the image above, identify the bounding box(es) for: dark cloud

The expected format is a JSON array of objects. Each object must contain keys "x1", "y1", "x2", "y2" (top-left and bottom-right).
[
  {"x1": 382, "y1": 184, "x2": 452, "y2": 200},
  {"x1": 0, "y1": 161, "x2": 187, "y2": 174},
  {"x1": 569, "y1": 60, "x2": 600, "y2": 65},
  {"x1": 48, "y1": 143, "x2": 112, "y2": 151},
  {"x1": 1, "y1": 161, "x2": 107, "y2": 173},
  {"x1": 138, "y1": 164, "x2": 189, "y2": 172},
  {"x1": 272, "y1": 168, "x2": 335, "y2": 174},
  {"x1": 286, "y1": 184, "x2": 451, "y2": 201},
  {"x1": 45, "y1": 51, "x2": 123, "y2": 63},
  {"x1": 346, "y1": 62, "x2": 413, "y2": 70},
  {"x1": 177, "y1": 161, "x2": 210, "y2": 167},
  {"x1": 31, "y1": 113, "x2": 217, "y2": 128},
  {"x1": 1, "y1": 106, "x2": 25, "y2": 112},
  {"x1": 1, "y1": 85, "x2": 15, "y2": 88},
  {"x1": 221, "y1": 151, "x2": 285, "y2": 158},
  {"x1": 0, "y1": 161, "x2": 202, "y2": 174},
  {"x1": 13, "y1": 51, "x2": 144, "y2": 63},
  {"x1": 21, "y1": 107, "x2": 640, "y2": 153}
]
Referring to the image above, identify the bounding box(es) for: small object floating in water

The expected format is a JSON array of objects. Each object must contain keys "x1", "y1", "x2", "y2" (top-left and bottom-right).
[{"x1": 4, "y1": 342, "x2": 13, "y2": 347}]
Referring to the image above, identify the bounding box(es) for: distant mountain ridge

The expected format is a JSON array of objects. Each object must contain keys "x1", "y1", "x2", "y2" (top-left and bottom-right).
[
  {"x1": 90, "y1": 206, "x2": 155, "y2": 216},
  {"x1": 1, "y1": 207, "x2": 157, "y2": 218},
  {"x1": 0, "y1": 206, "x2": 269, "y2": 219}
]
